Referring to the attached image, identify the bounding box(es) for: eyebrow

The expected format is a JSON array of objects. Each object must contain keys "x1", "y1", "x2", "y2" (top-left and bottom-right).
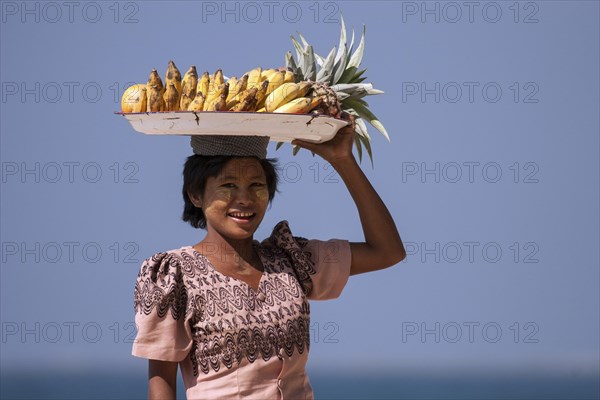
[{"x1": 219, "y1": 174, "x2": 265, "y2": 181}]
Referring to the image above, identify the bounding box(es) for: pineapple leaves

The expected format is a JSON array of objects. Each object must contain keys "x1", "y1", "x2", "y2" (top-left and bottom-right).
[
  {"x1": 314, "y1": 53, "x2": 325, "y2": 68},
  {"x1": 344, "y1": 108, "x2": 374, "y2": 165},
  {"x1": 338, "y1": 66, "x2": 358, "y2": 84},
  {"x1": 355, "y1": 118, "x2": 374, "y2": 167},
  {"x1": 332, "y1": 44, "x2": 348, "y2": 84},
  {"x1": 285, "y1": 51, "x2": 298, "y2": 75},
  {"x1": 290, "y1": 36, "x2": 306, "y2": 74},
  {"x1": 354, "y1": 132, "x2": 363, "y2": 162},
  {"x1": 335, "y1": 15, "x2": 347, "y2": 65},
  {"x1": 348, "y1": 25, "x2": 366, "y2": 69},
  {"x1": 333, "y1": 83, "x2": 384, "y2": 99},
  {"x1": 333, "y1": 15, "x2": 348, "y2": 84},
  {"x1": 335, "y1": 92, "x2": 351, "y2": 101},
  {"x1": 286, "y1": 18, "x2": 387, "y2": 165},
  {"x1": 349, "y1": 68, "x2": 368, "y2": 84},
  {"x1": 297, "y1": 32, "x2": 310, "y2": 50},
  {"x1": 291, "y1": 32, "x2": 316, "y2": 81},
  {"x1": 345, "y1": 99, "x2": 390, "y2": 142},
  {"x1": 303, "y1": 45, "x2": 317, "y2": 81},
  {"x1": 355, "y1": 116, "x2": 371, "y2": 142},
  {"x1": 275, "y1": 141, "x2": 285, "y2": 151},
  {"x1": 316, "y1": 47, "x2": 337, "y2": 83}
]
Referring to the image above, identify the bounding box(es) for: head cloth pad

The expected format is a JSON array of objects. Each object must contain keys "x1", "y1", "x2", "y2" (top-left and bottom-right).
[{"x1": 190, "y1": 135, "x2": 270, "y2": 159}]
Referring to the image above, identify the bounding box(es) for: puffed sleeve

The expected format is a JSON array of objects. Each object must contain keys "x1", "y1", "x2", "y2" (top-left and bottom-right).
[
  {"x1": 132, "y1": 251, "x2": 193, "y2": 362},
  {"x1": 264, "y1": 221, "x2": 352, "y2": 300}
]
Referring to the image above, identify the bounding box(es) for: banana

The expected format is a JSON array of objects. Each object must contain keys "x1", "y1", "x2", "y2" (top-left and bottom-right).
[
  {"x1": 230, "y1": 87, "x2": 258, "y2": 112},
  {"x1": 264, "y1": 82, "x2": 296, "y2": 112},
  {"x1": 246, "y1": 67, "x2": 262, "y2": 90},
  {"x1": 121, "y1": 84, "x2": 147, "y2": 113},
  {"x1": 204, "y1": 92, "x2": 227, "y2": 111},
  {"x1": 146, "y1": 68, "x2": 165, "y2": 112},
  {"x1": 164, "y1": 60, "x2": 182, "y2": 95},
  {"x1": 284, "y1": 70, "x2": 295, "y2": 83},
  {"x1": 226, "y1": 74, "x2": 248, "y2": 104},
  {"x1": 264, "y1": 70, "x2": 286, "y2": 96},
  {"x1": 255, "y1": 80, "x2": 270, "y2": 110},
  {"x1": 196, "y1": 71, "x2": 210, "y2": 99},
  {"x1": 297, "y1": 81, "x2": 312, "y2": 95},
  {"x1": 147, "y1": 68, "x2": 163, "y2": 90},
  {"x1": 205, "y1": 69, "x2": 224, "y2": 105},
  {"x1": 225, "y1": 76, "x2": 238, "y2": 95},
  {"x1": 180, "y1": 66, "x2": 198, "y2": 111},
  {"x1": 272, "y1": 97, "x2": 310, "y2": 114},
  {"x1": 225, "y1": 89, "x2": 243, "y2": 109},
  {"x1": 264, "y1": 81, "x2": 311, "y2": 112},
  {"x1": 164, "y1": 82, "x2": 180, "y2": 111},
  {"x1": 147, "y1": 87, "x2": 165, "y2": 112},
  {"x1": 256, "y1": 107, "x2": 266, "y2": 113},
  {"x1": 225, "y1": 81, "x2": 257, "y2": 110},
  {"x1": 203, "y1": 83, "x2": 229, "y2": 111},
  {"x1": 187, "y1": 92, "x2": 205, "y2": 111},
  {"x1": 212, "y1": 69, "x2": 224, "y2": 86},
  {"x1": 272, "y1": 96, "x2": 321, "y2": 114},
  {"x1": 309, "y1": 96, "x2": 322, "y2": 110},
  {"x1": 261, "y1": 68, "x2": 278, "y2": 82},
  {"x1": 225, "y1": 91, "x2": 242, "y2": 109}
]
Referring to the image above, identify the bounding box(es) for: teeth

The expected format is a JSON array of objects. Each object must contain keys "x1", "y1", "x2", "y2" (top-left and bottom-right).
[{"x1": 229, "y1": 212, "x2": 254, "y2": 218}]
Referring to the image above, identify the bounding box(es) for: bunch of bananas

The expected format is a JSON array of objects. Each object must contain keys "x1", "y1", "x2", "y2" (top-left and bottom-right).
[{"x1": 121, "y1": 60, "x2": 324, "y2": 115}]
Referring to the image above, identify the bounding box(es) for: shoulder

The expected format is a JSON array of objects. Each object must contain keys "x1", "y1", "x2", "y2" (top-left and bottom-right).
[
  {"x1": 137, "y1": 246, "x2": 200, "y2": 281},
  {"x1": 257, "y1": 220, "x2": 352, "y2": 300},
  {"x1": 259, "y1": 220, "x2": 309, "y2": 251},
  {"x1": 257, "y1": 220, "x2": 317, "y2": 265},
  {"x1": 258, "y1": 220, "x2": 345, "y2": 259},
  {"x1": 145, "y1": 246, "x2": 197, "y2": 261},
  {"x1": 134, "y1": 247, "x2": 198, "y2": 319}
]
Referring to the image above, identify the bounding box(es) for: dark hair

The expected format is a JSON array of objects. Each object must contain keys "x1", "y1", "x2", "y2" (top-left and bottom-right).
[{"x1": 182, "y1": 155, "x2": 279, "y2": 229}]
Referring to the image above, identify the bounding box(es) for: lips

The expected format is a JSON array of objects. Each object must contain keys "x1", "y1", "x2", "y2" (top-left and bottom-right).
[{"x1": 228, "y1": 211, "x2": 256, "y2": 221}]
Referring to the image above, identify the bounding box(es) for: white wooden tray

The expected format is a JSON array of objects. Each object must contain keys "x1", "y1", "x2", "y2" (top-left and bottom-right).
[{"x1": 116, "y1": 111, "x2": 349, "y2": 143}]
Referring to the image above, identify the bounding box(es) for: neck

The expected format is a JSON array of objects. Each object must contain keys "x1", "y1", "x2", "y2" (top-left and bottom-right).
[{"x1": 197, "y1": 231, "x2": 256, "y2": 267}]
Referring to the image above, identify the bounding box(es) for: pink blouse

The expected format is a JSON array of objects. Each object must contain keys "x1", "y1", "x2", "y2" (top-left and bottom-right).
[{"x1": 132, "y1": 220, "x2": 352, "y2": 399}]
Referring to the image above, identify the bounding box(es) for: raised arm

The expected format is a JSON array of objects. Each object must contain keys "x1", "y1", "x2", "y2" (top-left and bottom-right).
[{"x1": 292, "y1": 118, "x2": 406, "y2": 275}]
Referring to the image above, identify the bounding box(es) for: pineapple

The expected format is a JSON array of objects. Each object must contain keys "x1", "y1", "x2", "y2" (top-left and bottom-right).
[{"x1": 282, "y1": 16, "x2": 389, "y2": 164}]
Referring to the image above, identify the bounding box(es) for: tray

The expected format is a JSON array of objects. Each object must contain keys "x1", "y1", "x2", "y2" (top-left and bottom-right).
[{"x1": 116, "y1": 111, "x2": 350, "y2": 143}]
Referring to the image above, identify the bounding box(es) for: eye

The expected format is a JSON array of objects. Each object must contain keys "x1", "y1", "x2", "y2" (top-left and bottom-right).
[
  {"x1": 220, "y1": 183, "x2": 236, "y2": 188},
  {"x1": 252, "y1": 182, "x2": 266, "y2": 187}
]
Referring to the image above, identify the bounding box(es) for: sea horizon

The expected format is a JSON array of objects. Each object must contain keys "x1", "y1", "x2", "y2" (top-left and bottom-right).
[{"x1": 1, "y1": 368, "x2": 598, "y2": 400}]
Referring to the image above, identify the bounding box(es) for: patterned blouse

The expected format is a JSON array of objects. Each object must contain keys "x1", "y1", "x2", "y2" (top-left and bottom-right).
[{"x1": 132, "y1": 220, "x2": 352, "y2": 399}]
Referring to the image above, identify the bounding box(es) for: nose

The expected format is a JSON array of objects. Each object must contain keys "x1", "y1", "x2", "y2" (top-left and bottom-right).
[{"x1": 233, "y1": 187, "x2": 253, "y2": 205}]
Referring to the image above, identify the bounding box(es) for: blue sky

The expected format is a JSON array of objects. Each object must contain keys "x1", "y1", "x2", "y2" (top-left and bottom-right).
[{"x1": 1, "y1": 0, "x2": 598, "y2": 391}]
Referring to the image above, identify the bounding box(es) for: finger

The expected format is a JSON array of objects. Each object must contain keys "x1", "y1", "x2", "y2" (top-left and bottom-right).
[
  {"x1": 291, "y1": 139, "x2": 317, "y2": 151},
  {"x1": 346, "y1": 114, "x2": 357, "y2": 130},
  {"x1": 339, "y1": 124, "x2": 356, "y2": 135},
  {"x1": 341, "y1": 112, "x2": 356, "y2": 126},
  {"x1": 339, "y1": 119, "x2": 355, "y2": 133}
]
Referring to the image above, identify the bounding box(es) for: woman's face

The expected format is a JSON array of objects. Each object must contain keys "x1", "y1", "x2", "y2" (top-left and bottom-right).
[{"x1": 198, "y1": 157, "x2": 270, "y2": 241}]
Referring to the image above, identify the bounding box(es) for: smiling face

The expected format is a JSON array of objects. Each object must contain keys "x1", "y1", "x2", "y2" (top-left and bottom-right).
[{"x1": 192, "y1": 157, "x2": 270, "y2": 242}]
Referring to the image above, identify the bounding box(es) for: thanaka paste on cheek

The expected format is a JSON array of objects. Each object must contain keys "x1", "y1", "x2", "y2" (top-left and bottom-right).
[
  {"x1": 215, "y1": 187, "x2": 233, "y2": 202},
  {"x1": 255, "y1": 187, "x2": 268, "y2": 201}
]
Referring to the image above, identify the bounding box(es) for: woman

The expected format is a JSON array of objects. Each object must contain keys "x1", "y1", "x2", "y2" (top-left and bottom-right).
[{"x1": 132, "y1": 120, "x2": 406, "y2": 399}]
